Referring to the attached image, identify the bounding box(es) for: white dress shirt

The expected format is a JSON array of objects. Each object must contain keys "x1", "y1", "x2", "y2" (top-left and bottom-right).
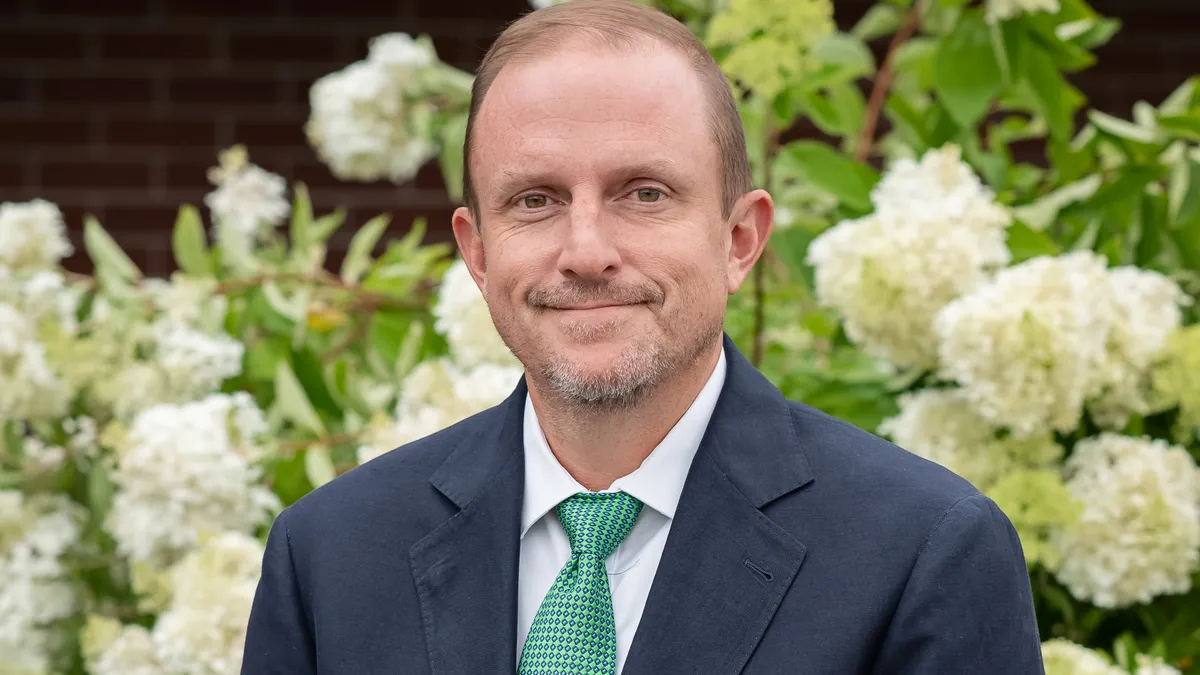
[{"x1": 516, "y1": 349, "x2": 727, "y2": 673}]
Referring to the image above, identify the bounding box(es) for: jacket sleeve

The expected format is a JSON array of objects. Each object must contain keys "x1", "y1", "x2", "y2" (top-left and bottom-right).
[
  {"x1": 870, "y1": 493, "x2": 1045, "y2": 675},
  {"x1": 241, "y1": 509, "x2": 318, "y2": 675}
]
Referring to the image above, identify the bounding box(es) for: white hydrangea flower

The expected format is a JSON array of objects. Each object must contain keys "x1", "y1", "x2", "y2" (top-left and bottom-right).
[
  {"x1": 1051, "y1": 434, "x2": 1200, "y2": 608},
  {"x1": 934, "y1": 252, "x2": 1114, "y2": 436},
  {"x1": 1135, "y1": 655, "x2": 1183, "y2": 675},
  {"x1": 152, "y1": 532, "x2": 264, "y2": 675},
  {"x1": 1041, "y1": 639, "x2": 1123, "y2": 675},
  {"x1": 143, "y1": 273, "x2": 228, "y2": 330},
  {"x1": 0, "y1": 269, "x2": 84, "y2": 334},
  {"x1": 529, "y1": 0, "x2": 571, "y2": 7},
  {"x1": 433, "y1": 259, "x2": 517, "y2": 368},
  {"x1": 0, "y1": 302, "x2": 70, "y2": 420},
  {"x1": 106, "y1": 393, "x2": 280, "y2": 567},
  {"x1": 987, "y1": 0, "x2": 1060, "y2": 23},
  {"x1": 1088, "y1": 267, "x2": 1187, "y2": 429},
  {"x1": 306, "y1": 34, "x2": 439, "y2": 184},
  {"x1": 357, "y1": 359, "x2": 522, "y2": 464},
  {"x1": 152, "y1": 320, "x2": 245, "y2": 399},
  {"x1": 0, "y1": 200, "x2": 73, "y2": 272},
  {"x1": 0, "y1": 492, "x2": 84, "y2": 675},
  {"x1": 85, "y1": 623, "x2": 165, "y2": 675},
  {"x1": 879, "y1": 388, "x2": 1062, "y2": 490},
  {"x1": 807, "y1": 145, "x2": 1011, "y2": 369},
  {"x1": 204, "y1": 164, "x2": 290, "y2": 249}
]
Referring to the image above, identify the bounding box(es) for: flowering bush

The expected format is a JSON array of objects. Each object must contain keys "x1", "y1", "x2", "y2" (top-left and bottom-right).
[{"x1": 3, "y1": 0, "x2": 1200, "y2": 673}]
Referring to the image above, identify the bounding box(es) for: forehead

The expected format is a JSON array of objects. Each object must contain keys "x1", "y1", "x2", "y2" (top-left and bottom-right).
[{"x1": 471, "y1": 42, "x2": 718, "y2": 196}]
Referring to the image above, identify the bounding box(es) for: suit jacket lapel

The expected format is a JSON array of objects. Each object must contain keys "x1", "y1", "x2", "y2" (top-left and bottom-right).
[
  {"x1": 623, "y1": 336, "x2": 814, "y2": 675},
  {"x1": 409, "y1": 380, "x2": 528, "y2": 675}
]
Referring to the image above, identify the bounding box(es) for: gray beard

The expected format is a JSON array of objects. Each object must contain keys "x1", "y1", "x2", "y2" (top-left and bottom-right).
[{"x1": 535, "y1": 319, "x2": 722, "y2": 412}]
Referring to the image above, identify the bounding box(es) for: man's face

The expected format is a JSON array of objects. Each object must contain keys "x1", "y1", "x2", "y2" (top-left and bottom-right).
[{"x1": 454, "y1": 42, "x2": 761, "y2": 407}]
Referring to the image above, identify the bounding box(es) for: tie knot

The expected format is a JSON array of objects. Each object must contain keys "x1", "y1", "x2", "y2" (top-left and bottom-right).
[{"x1": 556, "y1": 492, "x2": 643, "y2": 559}]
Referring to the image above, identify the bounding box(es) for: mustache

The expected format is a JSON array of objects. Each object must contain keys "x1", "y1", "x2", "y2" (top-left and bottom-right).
[{"x1": 527, "y1": 280, "x2": 662, "y2": 309}]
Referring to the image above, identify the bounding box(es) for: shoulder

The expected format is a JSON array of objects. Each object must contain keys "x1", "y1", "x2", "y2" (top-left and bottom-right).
[
  {"x1": 783, "y1": 399, "x2": 984, "y2": 535},
  {"x1": 277, "y1": 404, "x2": 504, "y2": 548}
]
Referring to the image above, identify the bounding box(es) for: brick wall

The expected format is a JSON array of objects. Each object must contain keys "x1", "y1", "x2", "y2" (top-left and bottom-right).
[{"x1": 0, "y1": 0, "x2": 1195, "y2": 274}]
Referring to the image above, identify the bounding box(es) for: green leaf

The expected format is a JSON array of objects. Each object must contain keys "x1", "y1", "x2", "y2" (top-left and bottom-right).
[
  {"x1": 274, "y1": 361, "x2": 327, "y2": 435},
  {"x1": 244, "y1": 336, "x2": 290, "y2": 382},
  {"x1": 1158, "y1": 114, "x2": 1200, "y2": 142},
  {"x1": 1007, "y1": 222, "x2": 1061, "y2": 263},
  {"x1": 87, "y1": 460, "x2": 114, "y2": 527},
  {"x1": 439, "y1": 113, "x2": 469, "y2": 203},
  {"x1": 1022, "y1": 44, "x2": 1079, "y2": 141},
  {"x1": 828, "y1": 81, "x2": 867, "y2": 139},
  {"x1": 811, "y1": 33, "x2": 876, "y2": 80},
  {"x1": 303, "y1": 446, "x2": 336, "y2": 488},
  {"x1": 932, "y1": 14, "x2": 1003, "y2": 129},
  {"x1": 776, "y1": 140, "x2": 880, "y2": 214},
  {"x1": 291, "y1": 183, "x2": 314, "y2": 255},
  {"x1": 851, "y1": 5, "x2": 902, "y2": 41},
  {"x1": 292, "y1": 348, "x2": 339, "y2": 413},
  {"x1": 312, "y1": 208, "x2": 346, "y2": 243},
  {"x1": 341, "y1": 214, "x2": 392, "y2": 284},
  {"x1": 84, "y1": 216, "x2": 141, "y2": 281},
  {"x1": 369, "y1": 311, "x2": 416, "y2": 365},
  {"x1": 1012, "y1": 175, "x2": 1102, "y2": 230},
  {"x1": 1158, "y1": 76, "x2": 1198, "y2": 116},
  {"x1": 1088, "y1": 109, "x2": 1157, "y2": 144},
  {"x1": 171, "y1": 205, "x2": 213, "y2": 277}
]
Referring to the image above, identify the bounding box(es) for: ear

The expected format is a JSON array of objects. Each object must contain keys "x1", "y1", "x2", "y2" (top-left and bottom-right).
[
  {"x1": 725, "y1": 189, "x2": 774, "y2": 294},
  {"x1": 451, "y1": 206, "x2": 488, "y2": 292}
]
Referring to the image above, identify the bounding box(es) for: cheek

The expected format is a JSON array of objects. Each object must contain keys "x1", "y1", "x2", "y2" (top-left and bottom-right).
[{"x1": 483, "y1": 230, "x2": 556, "y2": 307}]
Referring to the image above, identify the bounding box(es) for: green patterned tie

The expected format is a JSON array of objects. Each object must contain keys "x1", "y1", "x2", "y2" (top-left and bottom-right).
[{"x1": 518, "y1": 491, "x2": 644, "y2": 675}]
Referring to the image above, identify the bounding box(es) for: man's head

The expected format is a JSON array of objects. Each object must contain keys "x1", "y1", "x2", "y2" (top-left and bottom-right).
[{"x1": 451, "y1": 0, "x2": 773, "y2": 410}]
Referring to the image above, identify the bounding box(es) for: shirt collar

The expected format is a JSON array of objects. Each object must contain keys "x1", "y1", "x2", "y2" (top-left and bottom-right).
[{"x1": 520, "y1": 348, "x2": 728, "y2": 538}]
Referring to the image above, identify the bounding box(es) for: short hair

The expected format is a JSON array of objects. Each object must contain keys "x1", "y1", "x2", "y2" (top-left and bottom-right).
[{"x1": 461, "y1": 0, "x2": 753, "y2": 223}]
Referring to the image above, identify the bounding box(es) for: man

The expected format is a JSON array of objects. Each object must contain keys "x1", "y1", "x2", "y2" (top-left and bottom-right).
[{"x1": 241, "y1": 0, "x2": 1044, "y2": 673}]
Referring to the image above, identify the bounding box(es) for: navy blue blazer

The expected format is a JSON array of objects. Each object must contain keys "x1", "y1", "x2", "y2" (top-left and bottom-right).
[{"x1": 242, "y1": 336, "x2": 1044, "y2": 674}]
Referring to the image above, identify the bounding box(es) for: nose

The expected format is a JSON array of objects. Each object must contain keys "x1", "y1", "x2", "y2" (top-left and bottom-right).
[{"x1": 556, "y1": 200, "x2": 621, "y2": 281}]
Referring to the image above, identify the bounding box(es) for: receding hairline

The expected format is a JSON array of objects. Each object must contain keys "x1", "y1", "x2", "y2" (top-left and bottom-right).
[{"x1": 461, "y1": 0, "x2": 753, "y2": 224}]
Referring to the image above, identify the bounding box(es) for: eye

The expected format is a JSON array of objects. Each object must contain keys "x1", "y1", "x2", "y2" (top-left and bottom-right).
[
  {"x1": 633, "y1": 188, "x2": 663, "y2": 203},
  {"x1": 521, "y1": 194, "x2": 550, "y2": 209}
]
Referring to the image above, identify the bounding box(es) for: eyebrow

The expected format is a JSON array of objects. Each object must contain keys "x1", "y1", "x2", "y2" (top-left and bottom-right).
[{"x1": 489, "y1": 158, "x2": 687, "y2": 205}]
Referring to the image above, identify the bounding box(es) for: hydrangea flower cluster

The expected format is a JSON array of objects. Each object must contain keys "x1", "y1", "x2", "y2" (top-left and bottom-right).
[
  {"x1": 105, "y1": 393, "x2": 280, "y2": 568},
  {"x1": 1041, "y1": 638, "x2": 1182, "y2": 675},
  {"x1": 0, "y1": 491, "x2": 84, "y2": 674},
  {"x1": 306, "y1": 33, "x2": 443, "y2": 184},
  {"x1": 935, "y1": 252, "x2": 1185, "y2": 436},
  {"x1": 204, "y1": 145, "x2": 290, "y2": 250},
  {"x1": 83, "y1": 532, "x2": 265, "y2": 675},
  {"x1": 807, "y1": 145, "x2": 1012, "y2": 369},
  {"x1": 1051, "y1": 434, "x2": 1200, "y2": 608}
]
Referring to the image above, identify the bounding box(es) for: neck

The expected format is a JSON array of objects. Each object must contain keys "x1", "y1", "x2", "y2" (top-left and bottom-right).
[{"x1": 527, "y1": 339, "x2": 723, "y2": 492}]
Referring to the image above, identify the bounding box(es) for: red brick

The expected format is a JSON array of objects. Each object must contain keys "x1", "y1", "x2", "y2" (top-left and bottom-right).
[
  {"x1": 42, "y1": 76, "x2": 154, "y2": 104},
  {"x1": 290, "y1": 160, "x2": 346, "y2": 189},
  {"x1": 289, "y1": 0, "x2": 402, "y2": 18},
  {"x1": 228, "y1": 33, "x2": 340, "y2": 63},
  {"x1": 167, "y1": 0, "x2": 282, "y2": 17},
  {"x1": 412, "y1": 0, "x2": 523, "y2": 21},
  {"x1": 0, "y1": 30, "x2": 87, "y2": 59},
  {"x1": 99, "y1": 206, "x2": 189, "y2": 230},
  {"x1": 106, "y1": 118, "x2": 216, "y2": 147},
  {"x1": 233, "y1": 119, "x2": 306, "y2": 147},
  {"x1": 0, "y1": 119, "x2": 90, "y2": 146},
  {"x1": 41, "y1": 161, "x2": 150, "y2": 189},
  {"x1": 0, "y1": 76, "x2": 27, "y2": 103},
  {"x1": 169, "y1": 76, "x2": 280, "y2": 105},
  {"x1": 0, "y1": 162, "x2": 23, "y2": 189},
  {"x1": 164, "y1": 159, "x2": 214, "y2": 189},
  {"x1": 38, "y1": 0, "x2": 151, "y2": 14},
  {"x1": 100, "y1": 32, "x2": 213, "y2": 61}
]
